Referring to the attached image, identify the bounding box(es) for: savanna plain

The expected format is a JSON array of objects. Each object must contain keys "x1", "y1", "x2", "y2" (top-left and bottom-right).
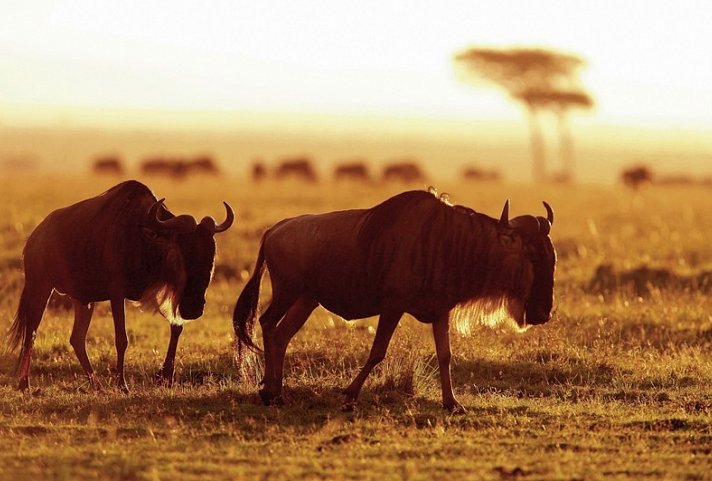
[{"x1": 0, "y1": 174, "x2": 711, "y2": 481}]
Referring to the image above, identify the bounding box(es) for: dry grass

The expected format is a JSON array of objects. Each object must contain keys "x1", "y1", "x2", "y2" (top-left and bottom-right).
[{"x1": 0, "y1": 174, "x2": 711, "y2": 480}]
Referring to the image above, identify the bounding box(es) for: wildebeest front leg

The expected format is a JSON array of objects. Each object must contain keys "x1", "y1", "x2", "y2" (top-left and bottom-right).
[
  {"x1": 110, "y1": 297, "x2": 130, "y2": 393},
  {"x1": 157, "y1": 324, "x2": 183, "y2": 386},
  {"x1": 70, "y1": 299, "x2": 99, "y2": 390},
  {"x1": 342, "y1": 311, "x2": 402, "y2": 410},
  {"x1": 432, "y1": 315, "x2": 465, "y2": 414}
]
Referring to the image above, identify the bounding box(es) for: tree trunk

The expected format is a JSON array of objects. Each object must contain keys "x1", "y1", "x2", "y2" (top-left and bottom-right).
[
  {"x1": 557, "y1": 109, "x2": 574, "y2": 182},
  {"x1": 526, "y1": 106, "x2": 546, "y2": 182}
]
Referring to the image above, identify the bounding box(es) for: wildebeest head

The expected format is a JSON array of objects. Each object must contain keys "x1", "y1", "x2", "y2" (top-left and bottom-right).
[
  {"x1": 141, "y1": 199, "x2": 234, "y2": 321},
  {"x1": 498, "y1": 200, "x2": 556, "y2": 327}
]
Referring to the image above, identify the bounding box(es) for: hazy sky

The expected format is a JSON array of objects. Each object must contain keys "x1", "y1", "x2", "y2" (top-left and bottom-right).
[{"x1": 2, "y1": 0, "x2": 711, "y2": 131}]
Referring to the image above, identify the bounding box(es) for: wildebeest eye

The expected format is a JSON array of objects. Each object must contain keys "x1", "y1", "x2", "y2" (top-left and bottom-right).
[
  {"x1": 141, "y1": 226, "x2": 167, "y2": 244},
  {"x1": 498, "y1": 232, "x2": 521, "y2": 248}
]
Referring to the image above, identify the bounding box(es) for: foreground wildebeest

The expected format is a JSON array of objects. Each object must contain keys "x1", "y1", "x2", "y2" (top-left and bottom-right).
[
  {"x1": 234, "y1": 189, "x2": 556, "y2": 412},
  {"x1": 9, "y1": 180, "x2": 234, "y2": 392}
]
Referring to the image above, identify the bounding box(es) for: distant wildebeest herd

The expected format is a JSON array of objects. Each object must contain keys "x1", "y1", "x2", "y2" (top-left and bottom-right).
[
  {"x1": 8, "y1": 180, "x2": 555, "y2": 413},
  {"x1": 91, "y1": 153, "x2": 503, "y2": 184}
]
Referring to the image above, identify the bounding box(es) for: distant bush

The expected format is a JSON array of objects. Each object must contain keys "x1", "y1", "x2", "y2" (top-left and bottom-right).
[{"x1": 588, "y1": 263, "x2": 712, "y2": 296}]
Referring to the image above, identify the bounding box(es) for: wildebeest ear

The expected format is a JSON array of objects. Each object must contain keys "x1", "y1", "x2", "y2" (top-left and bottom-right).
[{"x1": 141, "y1": 225, "x2": 169, "y2": 245}]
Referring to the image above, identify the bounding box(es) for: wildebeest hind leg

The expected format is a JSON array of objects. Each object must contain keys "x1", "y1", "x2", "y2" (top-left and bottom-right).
[
  {"x1": 15, "y1": 282, "x2": 52, "y2": 391},
  {"x1": 432, "y1": 315, "x2": 465, "y2": 414},
  {"x1": 269, "y1": 297, "x2": 317, "y2": 402},
  {"x1": 110, "y1": 297, "x2": 130, "y2": 393},
  {"x1": 258, "y1": 297, "x2": 294, "y2": 404},
  {"x1": 157, "y1": 324, "x2": 183, "y2": 386},
  {"x1": 343, "y1": 311, "x2": 402, "y2": 410},
  {"x1": 70, "y1": 299, "x2": 98, "y2": 390}
]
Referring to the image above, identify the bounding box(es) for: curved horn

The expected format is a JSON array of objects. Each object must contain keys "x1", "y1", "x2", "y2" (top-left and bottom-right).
[
  {"x1": 146, "y1": 198, "x2": 166, "y2": 226},
  {"x1": 499, "y1": 199, "x2": 510, "y2": 227},
  {"x1": 543, "y1": 201, "x2": 554, "y2": 225},
  {"x1": 214, "y1": 202, "x2": 234, "y2": 233},
  {"x1": 149, "y1": 199, "x2": 197, "y2": 232},
  {"x1": 201, "y1": 202, "x2": 235, "y2": 234}
]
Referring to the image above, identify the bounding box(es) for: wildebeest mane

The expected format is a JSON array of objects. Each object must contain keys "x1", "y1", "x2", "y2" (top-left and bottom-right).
[
  {"x1": 67, "y1": 181, "x2": 185, "y2": 322},
  {"x1": 357, "y1": 189, "x2": 530, "y2": 319}
]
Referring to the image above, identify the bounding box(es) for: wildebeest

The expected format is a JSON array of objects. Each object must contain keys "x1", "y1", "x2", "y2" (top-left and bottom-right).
[
  {"x1": 382, "y1": 161, "x2": 426, "y2": 183},
  {"x1": 274, "y1": 158, "x2": 318, "y2": 183},
  {"x1": 334, "y1": 161, "x2": 371, "y2": 182},
  {"x1": 621, "y1": 165, "x2": 653, "y2": 189},
  {"x1": 187, "y1": 156, "x2": 220, "y2": 175},
  {"x1": 9, "y1": 180, "x2": 234, "y2": 392},
  {"x1": 92, "y1": 156, "x2": 124, "y2": 176},
  {"x1": 141, "y1": 157, "x2": 189, "y2": 178},
  {"x1": 251, "y1": 161, "x2": 268, "y2": 183},
  {"x1": 233, "y1": 189, "x2": 556, "y2": 412},
  {"x1": 462, "y1": 165, "x2": 501, "y2": 182}
]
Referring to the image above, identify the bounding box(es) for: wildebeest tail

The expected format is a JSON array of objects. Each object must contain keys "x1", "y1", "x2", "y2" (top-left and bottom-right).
[
  {"x1": 7, "y1": 287, "x2": 33, "y2": 355},
  {"x1": 233, "y1": 241, "x2": 266, "y2": 358}
]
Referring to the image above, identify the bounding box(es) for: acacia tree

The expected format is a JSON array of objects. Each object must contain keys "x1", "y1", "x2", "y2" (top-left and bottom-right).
[{"x1": 453, "y1": 47, "x2": 593, "y2": 182}]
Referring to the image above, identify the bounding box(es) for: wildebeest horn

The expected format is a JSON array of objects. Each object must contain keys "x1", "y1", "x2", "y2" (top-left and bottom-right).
[
  {"x1": 148, "y1": 198, "x2": 198, "y2": 233},
  {"x1": 146, "y1": 198, "x2": 166, "y2": 227},
  {"x1": 535, "y1": 201, "x2": 554, "y2": 236},
  {"x1": 199, "y1": 202, "x2": 235, "y2": 234},
  {"x1": 543, "y1": 201, "x2": 554, "y2": 225},
  {"x1": 499, "y1": 199, "x2": 510, "y2": 227}
]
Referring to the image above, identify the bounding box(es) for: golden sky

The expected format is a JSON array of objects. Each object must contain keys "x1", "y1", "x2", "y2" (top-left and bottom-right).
[{"x1": 1, "y1": 0, "x2": 711, "y2": 131}]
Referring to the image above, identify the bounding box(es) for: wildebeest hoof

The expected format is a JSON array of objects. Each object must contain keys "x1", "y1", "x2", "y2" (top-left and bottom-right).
[
  {"x1": 116, "y1": 379, "x2": 130, "y2": 394},
  {"x1": 444, "y1": 401, "x2": 466, "y2": 415},
  {"x1": 17, "y1": 379, "x2": 30, "y2": 392},
  {"x1": 154, "y1": 370, "x2": 175, "y2": 387},
  {"x1": 85, "y1": 374, "x2": 103, "y2": 392},
  {"x1": 259, "y1": 389, "x2": 282, "y2": 406},
  {"x1": 341, "y1": 399, "x2": 358, "y2": 412}
]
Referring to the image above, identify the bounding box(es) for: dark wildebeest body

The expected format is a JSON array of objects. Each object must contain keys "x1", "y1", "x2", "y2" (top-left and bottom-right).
[
  {"x1": 275, "y1": 158, "x2": 318, "y2": 183},
  {"x1": 92, "y1": 156, "x2": 124, "y2": 176},
  {"x1": 334, "y1": 162, "x2": 370, "y2": 182},
  {"x1": 141, "y1": 158, "x2": 189, "y2": 178},
  {"x1": 251, "y1": 161, "x2": 268, "y2": 183},
  {"x1": 187, "y1": 156, "x2": 220, "y2": 175},
  {"x1": 382, "y1": 162, "x2": 426, "y2": 183},
  {"x1": 621, "y1": 165, "x2": 653, "y2": 189},
  {"x1": 9, "y1": 180, "x2": 234, "y2": 391},
  {"x1": 234, "y1": 190, "x2": 556, "y2": 412}
]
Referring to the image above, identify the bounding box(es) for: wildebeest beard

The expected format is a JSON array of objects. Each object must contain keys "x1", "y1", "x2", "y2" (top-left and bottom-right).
[
  {"x1": 138, "y1": 224, "x2": 217, "y2": 324},
  {"x1": 451, "y1": 232, "x2": 555, "y2": 334},
  {"x1": 139, "y1": 242, "x2": 188, "y2": 325},
  {"x1": 357, "y1": 190, "x2": 553, "y2": 331}
]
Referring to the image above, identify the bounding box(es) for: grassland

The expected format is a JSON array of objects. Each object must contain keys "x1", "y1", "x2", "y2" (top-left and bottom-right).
[{"x1": 0, "y1": 174, "x2": 711, "y2": 481}]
